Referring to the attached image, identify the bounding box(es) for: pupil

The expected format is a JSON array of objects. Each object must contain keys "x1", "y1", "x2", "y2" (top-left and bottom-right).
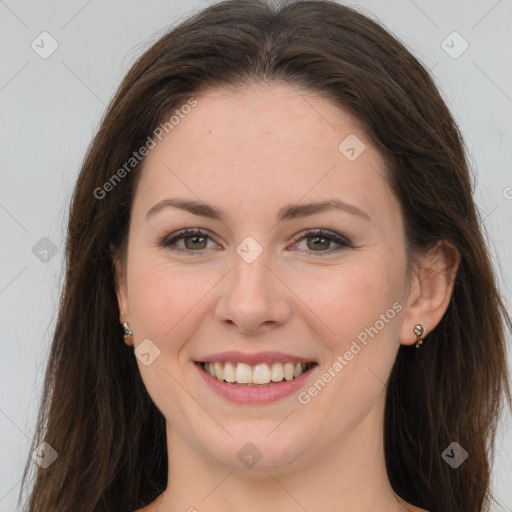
[
  {"x1": 309, "y1": 236, "x2": 328, "y2": 250},
  {"x1": 186, "y1": 235, "x2": 206, "y2": 250}
]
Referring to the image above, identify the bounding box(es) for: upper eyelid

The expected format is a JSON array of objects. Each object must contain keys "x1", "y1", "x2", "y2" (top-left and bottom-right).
[{"x1": 163, "y1": 228, "x2": 218, "y2": 246}]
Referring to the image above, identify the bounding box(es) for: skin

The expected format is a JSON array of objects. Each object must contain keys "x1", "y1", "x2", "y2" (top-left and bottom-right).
[{"x1": 114, "y1": 82, "x2": 458, "y2": 512}]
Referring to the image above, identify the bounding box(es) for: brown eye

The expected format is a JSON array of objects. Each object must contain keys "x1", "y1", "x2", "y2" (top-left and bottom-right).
[
  {"x1": 306, "y1": 234, "x2": 331, "y2": 251},
  {"x1": 160, "y1": 228, "x2": 352, "y2": 257},
  {"x1": 291, "y1": 229, "x2": 352, "y2": 257},
  {"x1": 160, "y1": 228, "x2": 216, "y2": 255},
  {"x1": 182, "y1": 233, "x2": 208, "y2": 250}
]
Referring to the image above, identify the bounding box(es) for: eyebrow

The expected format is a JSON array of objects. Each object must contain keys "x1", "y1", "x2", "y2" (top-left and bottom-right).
[{"x1": 145, "y1": 197, "x2": 371, "y2": 222}]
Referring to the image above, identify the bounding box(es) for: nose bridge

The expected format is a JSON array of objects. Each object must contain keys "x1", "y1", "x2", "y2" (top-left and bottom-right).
[
  {"x1": 214, "y1": 236, "x2": 290, "y2": 331},
  {"x1": 230, "y1": 240, "x2": 275, "y2": 306}
]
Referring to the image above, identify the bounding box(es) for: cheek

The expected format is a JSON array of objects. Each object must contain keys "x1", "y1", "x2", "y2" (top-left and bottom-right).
[
  {"x1": 126, "y1": 259, "x2": 216, "y2": 410},
  {"x1": 294, "y1": 261, "x2": 404, "y2": 344},
  {"x1": 127, "y1": 257, "x2": 214, "y2": 343}
]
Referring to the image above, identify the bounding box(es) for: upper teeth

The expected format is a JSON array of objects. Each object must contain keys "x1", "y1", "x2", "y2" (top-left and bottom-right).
[{"x1": 203, "y1": 361, "x2": 311, "y2": 384}]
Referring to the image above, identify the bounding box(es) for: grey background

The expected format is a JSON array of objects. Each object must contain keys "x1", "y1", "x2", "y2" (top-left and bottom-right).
[{"x1": 0, "y1": 0, "x2": 511, "y2": 510}]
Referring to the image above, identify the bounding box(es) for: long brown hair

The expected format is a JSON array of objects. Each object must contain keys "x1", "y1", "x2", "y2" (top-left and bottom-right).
[{"x1": 19, "y1": 1, "x2": 511, "y2": 511}]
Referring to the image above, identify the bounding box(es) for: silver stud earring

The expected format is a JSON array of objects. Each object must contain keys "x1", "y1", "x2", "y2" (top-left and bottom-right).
[
  {"x1": 413, "y1": 323, "x2": 425, "y2": 348},
  {"x1": 122, "y1": 322, "x2": 133, "y2": 338}
]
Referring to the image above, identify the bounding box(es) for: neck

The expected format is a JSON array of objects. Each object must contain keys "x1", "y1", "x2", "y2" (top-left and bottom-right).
[{"x1": 155, "y1": 395, "x2": 409, "y2": 512}]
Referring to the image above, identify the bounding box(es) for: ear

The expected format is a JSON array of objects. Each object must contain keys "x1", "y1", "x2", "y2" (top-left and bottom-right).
[
  {"x1": 112, "y1": 247, "x2": 132, "y2": 345},
  {"x1": 399, "y1": 241, "x2": 460, "y2": 346}
]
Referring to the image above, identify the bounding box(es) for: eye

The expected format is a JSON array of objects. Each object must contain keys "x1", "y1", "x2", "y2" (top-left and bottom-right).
[
  {"x1": 159, "y1": 228, "x2": 217, "y2": 255},
  {"x1": 289, "y1": 228, "x2": 352, "y2": 257},
  {"x1": 158, "y1": 228, "x2": 352, "y2": 256}
]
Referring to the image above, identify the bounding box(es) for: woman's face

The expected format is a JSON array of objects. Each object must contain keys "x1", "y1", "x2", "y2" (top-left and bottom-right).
[{"x1": 115, "y1": 83, "x2": 418, "y2": 471}]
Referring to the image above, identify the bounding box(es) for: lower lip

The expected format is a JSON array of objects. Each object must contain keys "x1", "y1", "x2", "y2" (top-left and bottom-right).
[{"x1": 195, "y1": 362, "x2": 317, "y2": 404}]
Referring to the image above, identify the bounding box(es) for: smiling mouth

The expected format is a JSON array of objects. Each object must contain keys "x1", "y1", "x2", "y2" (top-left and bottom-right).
[{"x1": 196, "y1": 361, "x2": 317, "y2": 387}]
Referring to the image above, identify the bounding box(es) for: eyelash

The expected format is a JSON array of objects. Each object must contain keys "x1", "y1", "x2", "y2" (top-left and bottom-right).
[{"x1": 158, "y1": 228, "x2": 352, "y2": 257}]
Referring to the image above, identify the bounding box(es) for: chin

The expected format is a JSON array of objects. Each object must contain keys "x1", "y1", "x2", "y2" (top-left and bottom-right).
[{"x1": 200, "y1": 428, "x2": 309, "y2": 470}]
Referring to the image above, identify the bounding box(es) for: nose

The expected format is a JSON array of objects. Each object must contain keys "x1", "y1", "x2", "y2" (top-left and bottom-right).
[{"x1": 213, "y1": 247, "x2": 292, "y2": 334}]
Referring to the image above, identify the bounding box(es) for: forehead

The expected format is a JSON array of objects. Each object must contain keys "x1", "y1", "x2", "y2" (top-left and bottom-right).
[{"x1": 134, "y1": 83, "x2": 396, "y2": 224}]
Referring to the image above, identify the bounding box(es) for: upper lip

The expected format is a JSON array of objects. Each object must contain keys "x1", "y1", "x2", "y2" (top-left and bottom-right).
[{"x1": 196, "y1": 351, "x2": 317, "y2": 365}]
